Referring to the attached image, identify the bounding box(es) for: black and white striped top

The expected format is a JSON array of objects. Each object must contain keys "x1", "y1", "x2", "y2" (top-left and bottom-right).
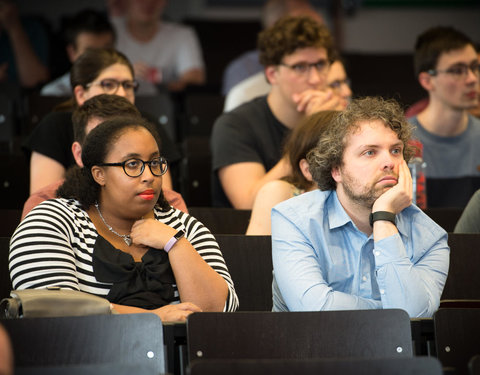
[{"x1": 9, "y1": 198, "x2": 239, "y2": 312}]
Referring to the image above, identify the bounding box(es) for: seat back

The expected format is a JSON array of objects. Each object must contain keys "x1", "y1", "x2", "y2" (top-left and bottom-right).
[
  {"x1": 15, "y1": 363, "x2": 156, "y2": 375},
  {"x1": 187, "y1": 309, "x2": 412, "y2": 362},
  {"x1": 0, "y1": 92, "x2": 18, "y2": 154},
  {"x1": 1, "y1": 313, "x2": 165, "y2": 373},
  {"x1": 189, "y1": 357, "x2": 442, "y2": 375},
  {"x1": 441, "y1": 234, "x2": 480, "y2": 303},
  {"x1": 0, "y1": 210, "x2": 21, "y2": 237},
  {"x1": 426, "y1": 177, "x2": 480, "y2": 209},
  {"x1": 215, "y1": 235, "x2": 272, "y2": 311},
  {"x1": 135, "y1": 92, "x2": 176, "y2": 142},
  {"x1": 189, "y1": 207, "x2": 251, "y2": 234},
  {"x1": 23, "y1": 94, "x2": 71, "y2": 135},
  {"x1": 182, "y1": 92, "x2": 224, "y2": 138},
  {"x1": 469, "y1": 354, "x2": 480, "y2": 375},
  {"x1": 179, "y1": 136, "x2": 212, "y2": 206},
  {"x1": 0, "y1": 237, "x2": 12, "y2": 300},
  {"x1": 423, "y1": 207, "x2": 463, "y2": 233},
  {"x1": 0, "y1": 153, "x2": 30, "y2": 210},
  {"x1": 434, "y1": 308, "x2": 480, "y2": 375}
]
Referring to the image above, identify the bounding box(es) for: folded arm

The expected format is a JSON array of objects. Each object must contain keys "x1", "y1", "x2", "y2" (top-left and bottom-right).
[
  {"x1": 30, "y1": 152, "x2": 65, "y2": 194},
  {"x1": 219, "y1": 157, "x2": 290, "y2": 209},
  {"x1": 373, "y1": 232, "x2": 449, "y2": 317}
]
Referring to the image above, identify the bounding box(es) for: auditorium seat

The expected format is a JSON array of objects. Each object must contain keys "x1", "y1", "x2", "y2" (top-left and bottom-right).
[
  {"x1": 179, "y1": 136, "x2": 212, "y2": 207},
  {"x1": 423, "y1": 207, "x2": 463, "y2": 233},
  {"x1": 15, "y1": 363, "x2": 156, "y2": 375},
  {"x1": 0, "y1": 237, "x2": 12, "y2": 299},
  {"x1": 189, "y1": 357, "x2": 443, "y2": 375},
  {"x1": 441, "y1": 233, "x2": 480, "y2": 307},
  {"x1": 0, "y1": 153, "x2": 30, "y2": 210},
  {"x1": 1, "y1": 313, "x2": 165, "y2": 373},
  {"x1": 0, "y1": 209, "x2": 21, "y2": 237},
  {"x1": 187, "y1": 309, "x2": 412, "y2": 363},
  {"x1": 434, "y1": 308, "x2": 480, "y2": 375},
  {"x1": 189, "y1": 207, "x2": 251, "y2": 234},
  {"x1": 215, "y1": 235, "x2": 272, "y2": 311},
  {"x1": 136, "y1": 92, "x2": 177, "y2": 142},
  {"x1": 469, "y1": 354, "x2": 480, "y2": 375}
]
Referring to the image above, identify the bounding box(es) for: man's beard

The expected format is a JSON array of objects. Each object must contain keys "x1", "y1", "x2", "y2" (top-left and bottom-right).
[{"x1": 340, "y1": 170, "x2": 394, "y2": 209}]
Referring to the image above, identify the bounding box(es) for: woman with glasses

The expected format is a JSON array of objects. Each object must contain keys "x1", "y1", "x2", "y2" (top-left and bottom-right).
[
  {"x1": 23, "y1": 48, "x2": 180, "y2": 195},
  {"x1": 10, "y1": 117, "x2": 239, "y2": 321}
]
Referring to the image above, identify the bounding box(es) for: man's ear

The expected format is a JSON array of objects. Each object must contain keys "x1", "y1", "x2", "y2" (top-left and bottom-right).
[
  {"x1": 418, "y1": 71, "x2": 434, "y2": 92},
  {"x1": 331, "y1": 166, "x2": 342, "y2": 183},
  {"x1": 299, "y1": 158, "x2": 313, "y2": 182},
  {"x1": 73, "y1": 85, "x2": 86, "y2": 106},
  {"x1": 91, "y1": 166, "x2": 106, "y2": 186},
  {"x1": 264, "y1": 66, "x2": 278, "y2": 85},
  {"x1": 72, "y1": 142, "x2": 83, "y2": 167}
]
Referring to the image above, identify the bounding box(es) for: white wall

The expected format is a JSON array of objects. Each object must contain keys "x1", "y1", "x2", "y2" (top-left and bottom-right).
[
  {"x1": 341, "y1": 7, "x2": 480, "y2": 53},
  {"x1": 17, "y1": 0, "x2": 480, "y2": 54},
  {"x1": 164, "y1": 2, "x2": 480, "y2": 53}
]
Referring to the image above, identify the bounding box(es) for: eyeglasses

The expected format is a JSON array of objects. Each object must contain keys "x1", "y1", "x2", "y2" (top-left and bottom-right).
[
  {"x1": 86, "y1": 79, "x2": 140, "y2": 94},
  {"x1": 279, "y1": 59, "x2": 330, "y2": 76},
  {"x1": 98, "y1": 156, "x2": 168, "y2": 177},
  {"x1": 328, "y1": 78, "x2": 351, "y2": 90},
  {"x1": 428, "y1": 62, "x2": 480, "y2": 80}
]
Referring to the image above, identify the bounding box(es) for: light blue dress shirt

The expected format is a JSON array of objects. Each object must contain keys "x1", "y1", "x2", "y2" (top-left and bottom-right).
[{"x1": 272, "y1": 190, "x2": 450, "y2": 318}]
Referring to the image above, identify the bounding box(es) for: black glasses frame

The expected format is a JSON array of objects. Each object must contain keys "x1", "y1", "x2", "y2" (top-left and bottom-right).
[
  {"x1": 86, "y1": 78, "x2": 140, "y2": 93},
  {"x1": 279, "y1": 59, "x2": 330, "y2": 75},
  {"x1": 428, "y1": 61, "x2": 480, "y2": 79},
  {"x1": 98, "y1": 156, "x2": 168, "y2": 177}
]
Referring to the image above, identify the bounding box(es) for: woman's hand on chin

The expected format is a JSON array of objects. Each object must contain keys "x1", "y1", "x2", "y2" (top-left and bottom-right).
[{"x1": 130, "y1": 219, "x2": 177, "y2": 249}]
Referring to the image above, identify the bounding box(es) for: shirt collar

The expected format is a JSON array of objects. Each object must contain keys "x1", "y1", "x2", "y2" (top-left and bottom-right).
[{"x1": 326, "y1": 191, "x2": 353, "y2": 230}]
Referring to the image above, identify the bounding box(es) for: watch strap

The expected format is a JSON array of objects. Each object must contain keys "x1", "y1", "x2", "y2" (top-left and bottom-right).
[
  {"x1": 164, "y1": 230, "x2": 185, "y2": 253},
  {"x1": 369, "y1": 211, "x2": 396, "y2": 227}
]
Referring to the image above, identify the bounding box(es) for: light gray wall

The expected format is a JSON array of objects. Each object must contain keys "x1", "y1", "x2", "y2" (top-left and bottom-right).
[
  {"x1": 17, "y1": 0, "x2": 480, "y2": 53},
  {"x1": 341, "y1": 7, "x2": 480, "y2": 53}
]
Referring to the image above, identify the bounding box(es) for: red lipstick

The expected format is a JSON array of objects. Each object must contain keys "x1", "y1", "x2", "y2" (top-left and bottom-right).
[{"x1": 139, "y1": 189, "x2": 155, "y2": 200}]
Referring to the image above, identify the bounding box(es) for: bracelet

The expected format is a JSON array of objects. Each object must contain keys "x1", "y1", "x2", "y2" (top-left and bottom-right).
[
  {"x1": 164, "y1": 230, "x2": 185, "y2": 253},
  {"x1": 369, "y1": 211, "x2": 396, "y2": 227}
]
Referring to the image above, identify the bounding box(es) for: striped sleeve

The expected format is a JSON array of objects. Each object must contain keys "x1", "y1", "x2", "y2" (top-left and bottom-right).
[
  {"x1": 9, "y1": 200, "x2": 81, "y2": 290},
  {"x1": 157, "y1": 208, "x2": 239, "y2": 311}
]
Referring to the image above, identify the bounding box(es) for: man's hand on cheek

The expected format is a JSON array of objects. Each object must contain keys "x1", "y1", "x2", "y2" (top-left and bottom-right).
[{"x1": 372, "y1": 160, "x2": 413, "y2": 214}]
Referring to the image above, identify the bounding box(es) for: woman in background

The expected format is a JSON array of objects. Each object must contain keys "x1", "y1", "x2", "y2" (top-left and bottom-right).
[
  {"x1": 24, "y1": 47, "x2": 180, "y2": 194},
  {"x1": 246, "y1": 110, "x2": 339, "y2": 235}
]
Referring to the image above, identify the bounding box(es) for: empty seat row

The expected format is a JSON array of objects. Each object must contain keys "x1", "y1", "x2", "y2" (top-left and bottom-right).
[{"x1": 3, "y1": 307, "x2": 480, "y2": 375}]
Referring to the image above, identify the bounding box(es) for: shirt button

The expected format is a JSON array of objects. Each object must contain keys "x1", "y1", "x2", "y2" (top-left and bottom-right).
[
  {"x1": 380, "y1": 289, "x2": 385, "y2": 295},
  {"x1": 362, "y1": 276, "x2": 367, "y2": 281},
  {"x1": 374, "y1": 251, "x2": 380, "y2": 256}
]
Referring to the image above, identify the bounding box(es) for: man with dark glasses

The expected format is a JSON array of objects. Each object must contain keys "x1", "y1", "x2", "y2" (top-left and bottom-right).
[{"x1": 212, "y1": 16, "x2": 342, "y2": 209}]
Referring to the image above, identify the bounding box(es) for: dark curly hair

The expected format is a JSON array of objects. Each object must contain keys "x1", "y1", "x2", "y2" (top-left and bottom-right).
[
  {"x1": 283, "y1": 110, "x2": 339, "y2": 191},
  {"x1": 57, "y1": 116, "x2": 169, "y2": 211},
  {"x1": 307, "y1": 97, "x2": 414, "y2": 191},
  {"x1": 258, "y1": 15, "x2": 335, "y2": 67},
  {"x1": 414, "y1": 26, "x2": 474, "y2": 77}
]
